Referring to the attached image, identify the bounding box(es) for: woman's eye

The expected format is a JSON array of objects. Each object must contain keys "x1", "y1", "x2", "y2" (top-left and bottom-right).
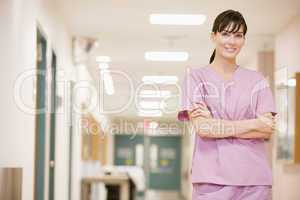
[
  {"x1": 221, "y1": 32, "x2": 229, "y2": 36},
  {"x1": 236, "y1": 34, "x2": 243, "y2": 38}
]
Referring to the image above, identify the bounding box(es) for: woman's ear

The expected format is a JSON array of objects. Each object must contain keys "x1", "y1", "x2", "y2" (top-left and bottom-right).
[{"x1": 210, "y1": 32, "x2": 216, "y2": 43}]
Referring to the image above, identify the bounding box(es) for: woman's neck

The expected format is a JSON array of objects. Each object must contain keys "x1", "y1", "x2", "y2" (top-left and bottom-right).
[{"x1": 210, "y1": 55, "x2": 238, "y2": 73}]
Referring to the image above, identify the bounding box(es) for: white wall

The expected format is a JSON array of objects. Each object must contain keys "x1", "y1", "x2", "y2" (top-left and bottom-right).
[
  {"x1": 72, "y1": 65, "x2": 106, "y2": 200},
  {"x1": 0, "y1": 1, "x2": 36, "y2": 200},
  {"x1": 37, "y1": 1, "x2": 75, "y2": 200},
  {"x1": 244, "y1": 54, "x2": 259, "y2": 70},
  {"x1": 273, "y1": 15, "x2": 300, "y2": 200},
  {"x1": 0, "y1": 0, "x2": 75, "y2": 200},
  {"x1": 275, "y1": 15, "x2": 300, "y2": 76}
]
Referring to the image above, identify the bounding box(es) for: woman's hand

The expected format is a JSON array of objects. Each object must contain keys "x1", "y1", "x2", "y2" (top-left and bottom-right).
[
  {"x1": 235, "y1": 131, "x2": 272, "y2": 139},
  {"x1": 234, "y1": 113, "x2": 276, "y2": 140},
  {"x1": 189, "y1": 102, "x2": 212, "y2": 138},
  {"x1": 189, "y1": 102, "x2": 212, "y2": 120},
  {"x1": 254, "y1": 113, "x2": 276, "y2": 133}
]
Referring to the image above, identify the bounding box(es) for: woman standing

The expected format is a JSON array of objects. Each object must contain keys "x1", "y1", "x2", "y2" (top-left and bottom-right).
[{"x1": 179, "y1": 10, "x2": 276, "y2": 200}]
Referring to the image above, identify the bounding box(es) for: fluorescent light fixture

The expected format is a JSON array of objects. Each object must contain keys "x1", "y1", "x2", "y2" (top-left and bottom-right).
[
  {"x1": 98, "y1": 63, "x2": 109, "y2": 69},
  {"x1": 101, "y1": 70, "x2": 115, "y2": 95},
  {"x1": 96, "y1": 56, "x2": 111, "y2": 63},
  {"x1": 142, "y1": 76, "x2": 178, "y2": 84},
  {"x1": 149, "y1": 14, "x2": 206, "y2": 25},
  {"x1": 288, "y1": 78, "x2": 296, "y2": 87},
  {"x1": 139, "y1": 101, "x2": 162, "y2": 110},
  {"x1": 139, "y1": 90, "x2": 171, "y2": 98},
  {"x1": 138, "y1": 110, "x2": 162, "y2": 117},
  {"x1": 145, "y1": 51, "x2": 189, "y2": 61}
]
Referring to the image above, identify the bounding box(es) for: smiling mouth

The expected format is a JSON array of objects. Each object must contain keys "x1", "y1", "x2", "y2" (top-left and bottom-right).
[{"x1": 224, "y1": 47, "x2": 237, "y2": 53}]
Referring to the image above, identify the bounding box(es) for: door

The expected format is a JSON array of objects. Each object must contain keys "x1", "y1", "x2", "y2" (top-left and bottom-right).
[
  {"x1": 114, "y1": 134, "x2": 182, "y2": 198},
  {"x1": 148, "y1": 136, "x2": 181, "y2": 190},
  {"x1": 34, "y1": 28, "x2": 47, "y2": 200}
]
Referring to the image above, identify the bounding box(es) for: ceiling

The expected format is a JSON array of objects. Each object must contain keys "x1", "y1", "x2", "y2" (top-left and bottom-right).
[{"x1": 55, "y1": 0, "x2": 300, "y2": 121}]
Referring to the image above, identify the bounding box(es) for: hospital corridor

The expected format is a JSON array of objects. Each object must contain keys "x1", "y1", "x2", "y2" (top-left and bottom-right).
[{"x1": 1, "y1": 0, "x2": 300, "y2": 200}]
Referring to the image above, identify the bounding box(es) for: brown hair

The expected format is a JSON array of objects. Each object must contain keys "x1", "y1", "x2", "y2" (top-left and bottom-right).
[{"x1": 209, "y1": 10, "x2": 248, "y2": 64}]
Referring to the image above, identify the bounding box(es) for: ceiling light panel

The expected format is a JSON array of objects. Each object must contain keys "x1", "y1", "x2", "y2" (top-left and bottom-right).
[
  {"x1": 145, "y1": 51, "x2": 189, "y2": 61},
  {"x1": 149, "y1": 14, "x2": 206, "y2": 25}
]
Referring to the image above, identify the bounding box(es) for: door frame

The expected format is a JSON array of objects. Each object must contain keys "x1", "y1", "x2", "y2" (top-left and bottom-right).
[{"x1": 48, "y1": 50, "x2": 57, "y2": 200}]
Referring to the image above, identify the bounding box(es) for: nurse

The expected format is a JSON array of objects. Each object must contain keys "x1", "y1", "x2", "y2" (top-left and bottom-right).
[{"x1": 179, "y1": 10, "x2": 277, "y2": 200}]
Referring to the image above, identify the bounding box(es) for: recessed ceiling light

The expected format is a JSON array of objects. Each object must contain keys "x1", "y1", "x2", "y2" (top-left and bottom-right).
[
  {"x1": 145, "y1": 51, "x2": 189, "y2": 62},
  {"x1": 96, "y1": 56, "x2": 111, "y2": 63},
  {"x1": 138, "y1": 101, "x2": 163, "y2": 110},
  {"x1": 142, "y1": 76, "x2": 178, "y2": 84},
  {"x1": 138, "y1": 110, "x2": 162, "y2": 117},
  {"x1": 139, "y1": 90, "x2": 171, "y2": 98},
  {"x1": 149, "y1": 14, "x2": 206, "y2": 25}
]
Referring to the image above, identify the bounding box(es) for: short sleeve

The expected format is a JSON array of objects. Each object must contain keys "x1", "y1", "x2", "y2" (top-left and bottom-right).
[
  {"x1": 251, "y1": 76, "x2": 277, "y2": 117},
  {"x1": 180, "y1": 69, "x2": 205, "y2": 111}
]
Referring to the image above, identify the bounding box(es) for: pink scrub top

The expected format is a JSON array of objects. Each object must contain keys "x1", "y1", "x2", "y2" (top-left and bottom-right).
[{"x1": 180, "y1": 65, "x2": 277, "y2": 186}]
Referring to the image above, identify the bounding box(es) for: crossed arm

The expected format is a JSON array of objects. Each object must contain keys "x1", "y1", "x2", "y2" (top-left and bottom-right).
[{"x1": 188, "y1": 103, "x2": 276, "y2": 139}]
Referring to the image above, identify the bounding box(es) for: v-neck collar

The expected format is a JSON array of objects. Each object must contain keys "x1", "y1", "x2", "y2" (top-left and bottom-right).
[{"x1": 206, "y1": 64, "x2": 240, "y2": 84}]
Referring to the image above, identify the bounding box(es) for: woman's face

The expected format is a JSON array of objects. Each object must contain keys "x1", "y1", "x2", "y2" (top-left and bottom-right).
[{"x1": 211, "y1": 24, "x2": 245, "y2": 60}]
